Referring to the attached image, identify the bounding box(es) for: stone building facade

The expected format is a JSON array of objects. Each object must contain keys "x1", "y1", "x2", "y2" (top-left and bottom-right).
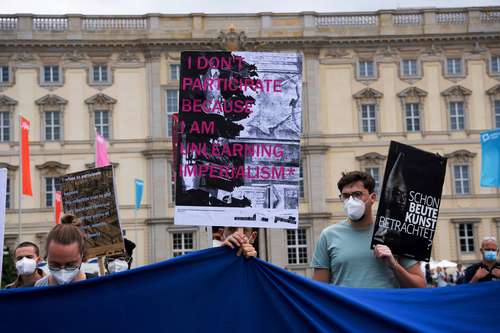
[{"x1": 1, "y1": 7, "x2": 500, "y2": 276}]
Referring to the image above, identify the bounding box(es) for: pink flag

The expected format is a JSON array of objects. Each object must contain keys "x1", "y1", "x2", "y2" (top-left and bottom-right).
[{"x1": 95, "y1": 132, "x2": 110, "y2": 167}]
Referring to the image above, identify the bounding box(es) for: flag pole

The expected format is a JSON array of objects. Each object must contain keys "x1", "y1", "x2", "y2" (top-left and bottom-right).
[{"x1": 18, "y1": 114, "x2": 22, "y2": 242}]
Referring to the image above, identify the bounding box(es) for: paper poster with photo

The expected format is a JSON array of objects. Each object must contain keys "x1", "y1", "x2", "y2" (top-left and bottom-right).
[
  {"x1": 60, "y1": 166, "x2": 125, "y2": 258},
  {"x1": 371, "y1": 141, "x2": 447, "y2": 262},
  {"x1": 174, "y1": 51, "x2": 302, "y2": 229}
]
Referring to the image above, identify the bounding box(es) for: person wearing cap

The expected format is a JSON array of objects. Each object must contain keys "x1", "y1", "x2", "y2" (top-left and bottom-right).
[
  {"x1": 6, "y1": 242, "x2": 45, "y2": 289},
  {"x1": 465, "y1": 236, "x2": 500, "y2": 283},
  {"x1": 105, "y1": 238, "x2": 136, "y2": 274}
]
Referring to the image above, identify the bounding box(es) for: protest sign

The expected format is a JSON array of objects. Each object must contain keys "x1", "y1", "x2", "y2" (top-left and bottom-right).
[
  {"x1": 60, "y1": 166, "x2": 124, "y2": 258},
  {"x1": 174, "y1": 51, "x2": 302, "y2": 229},
  {"x1": 480, "y1": 128, "x2": 500, "y2": 187},
  {"x1": 371, "y1": 141, "x2": 447, "y2": 261}
]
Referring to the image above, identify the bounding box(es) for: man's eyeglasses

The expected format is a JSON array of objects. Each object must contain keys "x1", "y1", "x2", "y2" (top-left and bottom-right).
[
  {"x1": 48, "y1": 264, "x2": 79, "y2": 272},
  {"x1": 339, "y1": 191, "x2": 365, "y2": 201}
]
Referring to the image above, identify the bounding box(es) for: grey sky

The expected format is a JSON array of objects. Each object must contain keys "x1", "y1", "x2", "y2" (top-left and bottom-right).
[{"x1": 0, "y1": 0, "x2": 497, "y2": 15}]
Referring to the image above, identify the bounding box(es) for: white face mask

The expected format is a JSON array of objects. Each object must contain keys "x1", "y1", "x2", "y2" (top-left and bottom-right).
[
  {"x1": 50, "y1": 268, "x2": 80, "y2": 285},
  {"x1": 344, "y1": 196, "x2": 366, "y2": 222},
  {"x1": 15, "y1": 257, "x2": 37, "y2": 276},
  {"x1": 108, "y1": 259, "x2": 129, "y2": 273}
]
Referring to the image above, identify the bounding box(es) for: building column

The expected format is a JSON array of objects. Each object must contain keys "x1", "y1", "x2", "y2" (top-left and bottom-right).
[
  {"x1": 303, "y1": 49, "x2": 323, "y2": 136},
  {"x1": 144, "y1": 49, "x2": 170, "y2": 263}
]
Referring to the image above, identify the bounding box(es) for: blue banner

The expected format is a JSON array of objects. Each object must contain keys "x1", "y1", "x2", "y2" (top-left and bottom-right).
[
  {"x1": 0, "y1": 247, "x2": 498, "y2": 333},
  {"x1": 480, "y1": 129, "x2": 500, "y2": 187},
  {"x1": 134, "y1": 178, "x2": 144, "y2": 210}
]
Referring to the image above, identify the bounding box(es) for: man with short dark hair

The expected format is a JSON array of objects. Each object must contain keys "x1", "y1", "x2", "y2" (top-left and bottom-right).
[
  {"x1": 6, "y1": 242, "x2": 45, "y2": 288},
  {"x1": 311, "y1": 171, "x2": 425, "y2": 288},
  {"x1": 465, "y1": 236, "x2": 500, "y2": 283}
]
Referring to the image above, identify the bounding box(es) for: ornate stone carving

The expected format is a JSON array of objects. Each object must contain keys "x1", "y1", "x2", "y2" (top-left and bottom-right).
[
  {"x1": 355, "y1": 152, "x2": 386, "y2": 163},
  {"x1": 423, "y1": 44, "x2": 442, "y2": 56},
  {"x1": 63, "y1": 50, "x2": 88, "y2": 62},
  {"x1": 441, "y1": 85, "x2": 472, "y2": 97},
  {"x1": 377, "y1": 44, "x2": 398, "y2": 58},
  {"x1": 0, "y1": 95, "x2": 18, "y2": 106},
  {"x1": 353, "y1": 87, "x2": 383, "y2": 100},
  {"x1": 324, "y1": 47, "x2": 349, "y2": 58},
  {"x1": 486, "y1": 84, "x2": 500, "y2": 96},
  {"x1": 444, "y1": 150, "x2": 476, "y2": 163},
  {"x1": 117, "y1": 50, "x2": 140, "y2": 62},
  {"x1": 13, "y1": 52, "x2": 37, "y2": 63},
  {"x1": 85, "y1": 93, "x2": 117, "y2": 105},
  {"x1": 217, "y1": 26, "x2": 248, "y2": 51},
  {"x1": 35, "y1": 94, "x2": 68, "y2": 106},
  {"x1": 397, "y1": 86, "x2": 428, "y2": 98}
]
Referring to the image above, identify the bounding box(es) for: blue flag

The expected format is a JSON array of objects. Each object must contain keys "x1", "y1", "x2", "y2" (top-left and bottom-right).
[
  {"x1": 134, "y1": 179, "x2": 144, "y2": 210},
  {"x1": 480, "y1": 129, "x2": 500, "y2": 187}
]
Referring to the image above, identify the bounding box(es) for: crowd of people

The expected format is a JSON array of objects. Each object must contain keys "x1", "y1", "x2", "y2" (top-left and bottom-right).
[{"x1": 4, "y1": 171, "x2": 499, "y2": 290}]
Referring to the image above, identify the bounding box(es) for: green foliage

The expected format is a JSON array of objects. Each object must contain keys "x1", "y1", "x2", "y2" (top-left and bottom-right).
[{"x1": 2, "y1": 246, "x2": 17, "y2": 288}]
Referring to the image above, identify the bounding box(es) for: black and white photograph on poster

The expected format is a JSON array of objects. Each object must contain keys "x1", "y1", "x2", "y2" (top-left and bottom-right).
[
  {"x1": 174, "y1": 51, "x2": 302, "y2": 229},
  {"x1": 371, "y1": 141, "x2": 447, "y2": 262}
]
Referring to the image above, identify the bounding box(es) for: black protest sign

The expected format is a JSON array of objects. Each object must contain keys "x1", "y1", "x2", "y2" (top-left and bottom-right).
[
  {"x1": 60, "y1": 166, "x2": 124, "y2": 258},
  {"x1": 371, "y1": 141, "x2": 447, "y2": 261}
]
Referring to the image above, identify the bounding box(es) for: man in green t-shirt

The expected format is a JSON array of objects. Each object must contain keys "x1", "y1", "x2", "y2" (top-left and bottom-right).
[{"x1": 311, "y1": 171, "x2": 425, "y2": 288}]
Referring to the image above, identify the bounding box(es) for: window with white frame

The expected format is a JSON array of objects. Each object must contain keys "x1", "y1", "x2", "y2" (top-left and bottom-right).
[
  {"x1": 449, "y1": 101, "x2": 465, "y2": 130},
  {"x1": 172, "y1": 232, "x2": 194, "y2": 257},
  {"x1": 95, "y1": 110, "x2": 110, "y2": 139},
  {"x1": 0, "y1": 66, "x2": 9, "y2": 83},
  {"x1": 446, "y1": 58, "x2": 462, "y2": 76},
  {"x1": 43, "y1": 65, "x2": 60, "y2": 83},
  {"x1": 361, "y1": 104, "x2": 376, "y2": 133},
  {"x1": 402, "y1": 59, "x2": 418, "y2": 76},
  {"x1": 44, "y1": 111, "x2": 61, "y2": 141},
  {"x1": 365, "y1": 167, "x2": 380, "y2": 195},
  {"x1": 405, "y1": 103, "x2": 421, "y2": 131},
  {"x1": 453, "y1": 164, "x2": 470, "y2": 195},
  {"x1": 92, "y1": 64, "x2": 108, "y2": 83},
  {"x1": 45, "y1": 177, "x2": 61, "y2": 208},
  {"x1": 491, "y1": 56, "x2": 500, "y2": 74},
  {"x1": 0, "y1": 111, "x2": 10, "y2": 141},
  {"x1": 5, "y1": 177, "x2": 10, "y2": 209},
  {"x1": 170, "y1": 64, "x2": 180, "y2": 81},
  {"x1": 166, "y1": 89, "x2": 178, "y2": 137},
  {"x1": 358, "y1": 60, "x2": 374, "y2": 78},
  {"x1": 458, "y1": 223, "x2": 474, "y2": 252},
  {"x1": 299, "y1": 160, "x2": 304, "y2": 199},
  {"x1": 287, "y1": 228, "x2": 308, "y2": 264},
  {"x1": 495, "y1": 100, "x2": 500, "y2": 129}
]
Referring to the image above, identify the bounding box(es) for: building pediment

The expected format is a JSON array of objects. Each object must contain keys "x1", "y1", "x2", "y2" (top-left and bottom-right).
[
  {"x1": 0, "y1": 162, "x2": 19, "y2": 171},
  {"x1": 353, "y1": 87, "x2": 383, "y2": 100},
  {"x1": 356, "y1": 152, "x2": 386, "y2": 163},
  {"x1": 441, "y1": 85, "x2": 472, "y2": 97},
  {"x1": 35, "y1": 94, "x2": 68, "y2": 106},
  {"x1": 0, "y1": 95, "x2": 18, "y2": 106},
  {"x1": 444, "y1": 150, "x2": 476, "y2": 161},
  {"x1": 85, "y1": 93, "x2": 117, "y2": 105},
  {"x1": 486, "y1": 84, "x2": 500, "y2": 96},
  {"x1": 35, "y1": 161, "x2": 70, "y2": 171},
  {"x1": 397, "y1": 87, "x2": 427, "y2": 98}
]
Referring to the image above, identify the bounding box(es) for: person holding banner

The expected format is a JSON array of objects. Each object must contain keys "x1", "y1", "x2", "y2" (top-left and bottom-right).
[
  {"x1": 219, "y1": 227, "x2": 258, "y2": 258},
  {"x1": 311, "y1": 171, "x2": 425, "y2": 288},
  {"x1": 35, "y1": 224, "x2": 96, "y2": 287},
  {"x1": 6, "y1": 242, "x2": 45, "y2": 289},
  {"x1": 465, "y1": 236, "x2": 500, "y2": 283}
]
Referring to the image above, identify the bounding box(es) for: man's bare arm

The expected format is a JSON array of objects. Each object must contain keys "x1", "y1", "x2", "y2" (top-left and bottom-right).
[
  {"x1": 393, "y1": 262, "x2": 425, "y2": 288},
  {"x1": 313, "y1": 268, "x2": 330, "y2": 283}
]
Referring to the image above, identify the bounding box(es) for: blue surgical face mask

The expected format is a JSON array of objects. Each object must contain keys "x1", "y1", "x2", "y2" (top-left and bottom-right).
[{"x1": 484, "y1": 250, "x2": 497, "y2": 262}]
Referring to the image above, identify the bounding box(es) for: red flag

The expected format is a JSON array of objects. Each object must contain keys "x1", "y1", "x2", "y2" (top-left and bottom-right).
[
  {"x1": 20, "y1": 116, "x2": 32, "y2": 196},
  {"x1": 54, "y1": 191, "x2": 62, "y2": 224}
]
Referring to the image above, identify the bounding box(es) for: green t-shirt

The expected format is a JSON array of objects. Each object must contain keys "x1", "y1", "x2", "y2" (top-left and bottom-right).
[{"x1": 311, "y1": 220, "x2": 418, "y2": 288}]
